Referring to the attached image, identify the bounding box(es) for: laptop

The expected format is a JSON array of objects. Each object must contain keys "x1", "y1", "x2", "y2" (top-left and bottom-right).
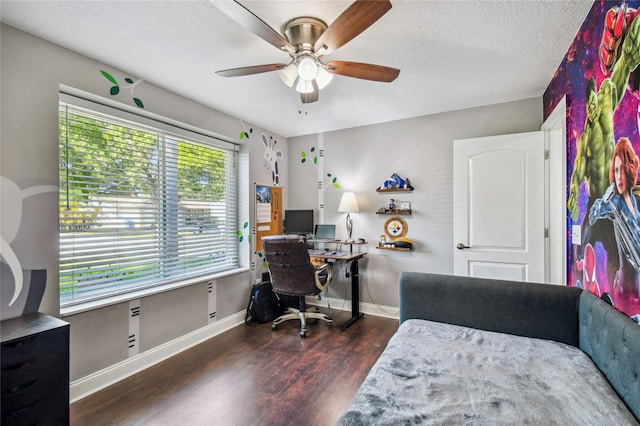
[{"x1": 313, "y1": 224, "x2": 336, "y2": 241}]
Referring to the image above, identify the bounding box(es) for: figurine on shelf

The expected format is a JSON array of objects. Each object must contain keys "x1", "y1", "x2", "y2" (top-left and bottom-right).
[
  {"x1": 393, "y1": 236, "x2": 413, "y2": 249},
  {"x1": 389, "y1": 198, "x2": 396, "y2": 211},
  {"x1": 377, "y1": 173, "x2": 415, "y2": 191},
  {"x1": 404, "y1": 178, "x2": 412, "y2": 190}
]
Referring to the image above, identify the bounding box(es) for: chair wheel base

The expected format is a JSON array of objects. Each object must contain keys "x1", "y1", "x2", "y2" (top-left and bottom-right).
[{"x1": 270, "y1": 308, "x2": 332, "y2": 337}]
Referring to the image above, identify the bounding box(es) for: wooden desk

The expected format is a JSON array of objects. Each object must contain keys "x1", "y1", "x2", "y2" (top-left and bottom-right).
[
  {"x1": 309, "y1": 251, "x2": 367, "y2": 330},
  {"x1": 308, "y1": 240, "x2": 368, "y2": 254}
]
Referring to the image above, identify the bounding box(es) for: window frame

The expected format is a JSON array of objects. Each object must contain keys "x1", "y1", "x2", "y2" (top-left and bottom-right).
[{"x1": 58, "y1": 91, "x2": 242, "y2": 315}]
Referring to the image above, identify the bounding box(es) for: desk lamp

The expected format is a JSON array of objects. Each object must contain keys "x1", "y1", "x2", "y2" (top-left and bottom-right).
[{"x1": 338, "y1": 192, "x2": 360, "y2": 242}]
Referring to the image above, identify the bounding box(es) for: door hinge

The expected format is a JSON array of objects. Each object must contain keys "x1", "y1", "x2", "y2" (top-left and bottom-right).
[
  {"x1": 544, "y1": 228, "x2": 549, "y2": 238},
  {"x1": 544, "y1": 150, "x2": 549, "y2": 160}
]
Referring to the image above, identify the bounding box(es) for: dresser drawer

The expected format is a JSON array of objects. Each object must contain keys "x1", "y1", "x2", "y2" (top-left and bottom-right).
[
  {"x1": 1, "y1": 383, "x2": 67, "y2": 421},
  {"x1": 1, "y1": 348, "x2": 67, "y2": 392},
  {"x1": 1, "y1": 327, "x2": 67, "y2": 368},
  {"x1": 2, "y1": 396, "x2": 68, "y2": 426},
  {"x1": 1, "y1": 313, "x2": 70, "y2": 426}
]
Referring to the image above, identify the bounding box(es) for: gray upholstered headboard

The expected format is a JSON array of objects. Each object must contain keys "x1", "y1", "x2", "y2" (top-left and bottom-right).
[
  {"x1": 399, "y1": 272, "x2": 582, "y2": 346},
  {"x1": 579, "y1": 291, "x2": 640, "y2": 420}
]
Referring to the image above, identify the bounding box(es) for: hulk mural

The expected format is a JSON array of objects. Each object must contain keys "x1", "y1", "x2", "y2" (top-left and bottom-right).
[{"x1": 544, "y1": 1, "x2": 640, "y2": 319}]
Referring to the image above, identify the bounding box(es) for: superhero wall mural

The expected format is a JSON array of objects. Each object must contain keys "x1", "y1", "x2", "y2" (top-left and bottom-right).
[{"x1": 544, "y1": 1, "x2": 640, "y2": 320}]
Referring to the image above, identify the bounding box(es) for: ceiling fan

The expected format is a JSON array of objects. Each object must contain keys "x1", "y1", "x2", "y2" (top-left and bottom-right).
[{"x1": 212, "y1": 0, "x2": 401, "y2": 104}]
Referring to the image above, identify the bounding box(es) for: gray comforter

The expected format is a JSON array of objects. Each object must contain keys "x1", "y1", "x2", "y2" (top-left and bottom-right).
[{"x1": 338, "y1": 319, "x2": 638, "y2": 425}]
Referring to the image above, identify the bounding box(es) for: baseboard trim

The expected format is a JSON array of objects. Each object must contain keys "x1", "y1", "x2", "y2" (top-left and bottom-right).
[
  {"x1": 70, "y1": 300, "x2": 397, "y2": 402},
  {"x1": 307, "y1": 297, "x2": 399, "y2": 320},
  {"x1": 70, "y1": 311, "x2": 246, "y2": 402}
]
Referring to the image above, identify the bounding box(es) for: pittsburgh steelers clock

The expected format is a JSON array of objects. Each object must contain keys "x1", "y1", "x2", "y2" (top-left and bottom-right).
[{"x1": 384, "y1": 216, "x2": 408, "y2": 240}]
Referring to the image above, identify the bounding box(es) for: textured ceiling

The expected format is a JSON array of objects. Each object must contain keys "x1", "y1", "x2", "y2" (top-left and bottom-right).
[{"x1": 1, "y1": 0, "x2": 593, "y2": 137}]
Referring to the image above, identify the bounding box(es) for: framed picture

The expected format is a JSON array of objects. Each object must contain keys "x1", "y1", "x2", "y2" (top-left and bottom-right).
[{"x1": 400, "y1": 201, "x2": 411, "y2": 211}]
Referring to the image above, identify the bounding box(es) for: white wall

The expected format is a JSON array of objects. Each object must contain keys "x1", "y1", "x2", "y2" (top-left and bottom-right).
[
  {"x1": 1, "y1": 23, "x2": 287, "y2": 384},
  {"x1": 288, "y1": 99, "x2": 543, "y2": 307}
]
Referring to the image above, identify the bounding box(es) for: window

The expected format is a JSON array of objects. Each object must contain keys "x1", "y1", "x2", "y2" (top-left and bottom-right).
[{"x1": 59, "y1": 95, "x2": 239, "y2": 307}]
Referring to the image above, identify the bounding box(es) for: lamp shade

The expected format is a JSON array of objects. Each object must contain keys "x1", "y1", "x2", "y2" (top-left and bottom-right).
[
  {"x1": 297, "y1": 56, "x2": 318, "y2": 80},
  {"x1": 295, "y1": 78, "x2": 315, "y2": 94},
  {"x1": 278, "y1": 63, "x2": 298, "y2": 88},
  {"x1": 338, "y1": 192, "x2": 360, "y2": 213},
  {"x1": 315, "y1": 67, "x2": 334, "y2": 90}
]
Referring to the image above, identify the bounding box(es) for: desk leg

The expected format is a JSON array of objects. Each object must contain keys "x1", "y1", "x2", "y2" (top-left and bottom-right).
[{"x1": 340, "y1": 258, "x2": 364, "y2": 330}]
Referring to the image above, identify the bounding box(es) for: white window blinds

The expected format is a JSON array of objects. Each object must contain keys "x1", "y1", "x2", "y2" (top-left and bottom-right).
[{"x1": 59, "y1": 97, "x2": 238, "y2": 307}]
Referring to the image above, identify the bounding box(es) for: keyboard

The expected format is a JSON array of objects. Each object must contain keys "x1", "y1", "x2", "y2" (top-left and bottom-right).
[{"x1": 308, "y1": 249, "x2": 324, "y2": 255}]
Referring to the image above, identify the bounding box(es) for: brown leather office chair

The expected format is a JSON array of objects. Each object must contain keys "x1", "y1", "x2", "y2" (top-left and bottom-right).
[{"x1": 262, "y1": 235, "x2": 333, "y2": 337}]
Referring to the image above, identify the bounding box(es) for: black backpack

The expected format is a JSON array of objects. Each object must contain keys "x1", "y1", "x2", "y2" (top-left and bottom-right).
[{"x1": 245, "y1": 281, "x2": 280, "y2": 324}]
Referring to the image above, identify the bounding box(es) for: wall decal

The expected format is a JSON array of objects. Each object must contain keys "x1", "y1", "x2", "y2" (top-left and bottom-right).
[
  {"x1": 1, "y1": 176, "x2": 57, "y2": 320},
  {"x1": 237, "y1": 221, "x2": 251, "y2": 244},
  {"x1": 240, "y1": 128, "x2": 253, "y2": 139},
  {"x1": 300, "y1": 146, "x2": 340, "y2": 191},
  {"x1": 261, "y1": 134, "x2": 282, "y2": 186},
  {"x1": 128, "y1": 299, "x2": 140, "y2": 357},
  {"x1": 208, "y1": 280, "x2": 217, "y2": 324},
  {"x1": 1, "y1": 264, "x2": 46, "y2": 319},
  {"x1": 543, "y1": 1, "x2": 640, "y2": 319},
  {"x1": 301, "y1": 146, "x2": 318, "y2": 165},
  {"x1": 100, "y1": 70, "x2": 145, "y2": 108}
]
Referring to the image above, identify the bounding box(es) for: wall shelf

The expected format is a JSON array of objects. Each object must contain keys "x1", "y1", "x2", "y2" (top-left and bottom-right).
[
  {"x1": 376, "y1": 210, "x2": 412, "y2": 215},
  {"x1": 376, "y1": 246, "x2": 412, "y2": 251},
  {"x1": 376, "y1": 188, "x2": 414, "y2": 193}
]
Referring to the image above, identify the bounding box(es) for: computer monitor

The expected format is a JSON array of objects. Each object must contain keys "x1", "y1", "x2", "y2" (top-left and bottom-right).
[
  {"x1": 314, "y1": 224, "x2": 336, "y2": 240},
  {"x1": 283, "y1": 209, "x2": 314, "y2": 235}
]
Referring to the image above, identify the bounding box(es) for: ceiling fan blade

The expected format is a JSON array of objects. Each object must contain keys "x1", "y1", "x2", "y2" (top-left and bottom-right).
[
  {"x1": 326, "y1": 61, "x2": 400, "y2": 82},
  {"x1": 216, "y1": 63, "x2": 288, "y2": 77},
  {"x1": 211, "y1": 0, "x2": 295, "y2": 54},
  {"x1": 301, "y1": 80, "x2": 319, "y2": 104},
  {"x1": 314, "y1": 0, "x2": 392, "y2": 55}
]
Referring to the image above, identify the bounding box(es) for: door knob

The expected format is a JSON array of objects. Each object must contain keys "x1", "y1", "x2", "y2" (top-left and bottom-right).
[{"x1": 456, "y1": 243, "x2": 470, "y2": 250}]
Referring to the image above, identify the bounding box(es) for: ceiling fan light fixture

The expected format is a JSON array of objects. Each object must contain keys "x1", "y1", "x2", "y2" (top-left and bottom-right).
[
  {"x1": 278, "y1": 63, "x2": 298, "y2": 87},
  {"x1": 297, "y1": 56, "x2": 318, "y2": 81},
  {"x1": 295, "y1": 78, "x2": 315, "y2": 94},
  {"x1": 213, "y1": 1, "x2": 399, "y2": 105},
  {"x1": 315, "y1": 67, "x2": 333, "y2": 90}
]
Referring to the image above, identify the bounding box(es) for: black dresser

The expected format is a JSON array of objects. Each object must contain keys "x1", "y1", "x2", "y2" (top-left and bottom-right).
[{"x1": 1, "y1": 313, "x2": 70, "y2": 425}]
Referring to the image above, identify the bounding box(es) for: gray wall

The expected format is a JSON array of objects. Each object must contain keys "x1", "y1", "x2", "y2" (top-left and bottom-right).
[
  {"x1": 288, "y1": 99, "x2": 543, "y2": 307},
  {"x1": 2, "y1": 22, "x2": 541, "y2": 384},
  {"x1": 1, "y1": 23, "x2": 287, "y2": 380}
]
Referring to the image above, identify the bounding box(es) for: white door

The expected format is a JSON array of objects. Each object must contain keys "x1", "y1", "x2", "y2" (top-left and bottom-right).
[{"x1": 453, "y1": 131, "x2": 545, "y2": 283}]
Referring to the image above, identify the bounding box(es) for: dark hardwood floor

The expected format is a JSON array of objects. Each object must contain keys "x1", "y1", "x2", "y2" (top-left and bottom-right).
[{"x1": 70, "y1": 309, "x2": 398, "y2": 426}]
